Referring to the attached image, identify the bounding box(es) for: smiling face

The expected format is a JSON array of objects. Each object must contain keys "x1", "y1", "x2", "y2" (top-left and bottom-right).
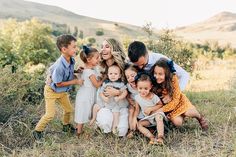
[
  {"x1": 137, "y1": 80, "x2": 152, "y2": 98},
  {"x1": 108, "y1": 65, "x2": 121, "y2": 82},
  {"x1": 133, "y1": 55, "x2": 148, "y2": 69},
  {"x1": 153, "y1": 65, "x2": 166, "y2": 84},
  {"x1": 101, "y1": 40, "x2": 112, "y2": 60},
  {"x1": 87, "y1": 52, "x2": 100, "y2": 67},
  {"x1": 125, "y1": 68, "x2": 137, "y2": 86},
  {"x1": 62, "y1": 40, "x2": 78, "y2": 57}
]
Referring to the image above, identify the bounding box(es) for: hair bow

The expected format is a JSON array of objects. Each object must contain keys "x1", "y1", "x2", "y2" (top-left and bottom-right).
[
  {"x1": 167, "y1": 60, "x2": 176, "y2": 73},
  {"x1": 82, "y1": 45, "x2": 90, "y2": 55}
]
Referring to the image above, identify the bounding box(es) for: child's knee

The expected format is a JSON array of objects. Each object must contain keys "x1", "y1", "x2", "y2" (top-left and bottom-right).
[
  {"x1": 172, "y1": 118, "x2": 183, "y2": 127},
  {"x1": 155, "y1": 114, "x2": 164, "y2": 121}
]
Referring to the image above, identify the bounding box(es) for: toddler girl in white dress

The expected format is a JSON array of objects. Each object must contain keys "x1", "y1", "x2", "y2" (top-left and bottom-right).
[{"x1": 74, "y1": 46, "x2": 105, "y2": 136}]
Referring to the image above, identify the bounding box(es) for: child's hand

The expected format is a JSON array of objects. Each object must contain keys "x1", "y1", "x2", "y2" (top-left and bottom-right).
[
  {"x1": 114, "y1": 96, "x2": 120, "y2": 102},
  {"x1": 75, "y1": 79, "x2": 84, "y2": 85},
  {"x1": 103, "y1": 97, "x2": 109, "y2": 103},
  {"x1": 130, "y1": 99, "x2": 136, "y2": 107},
  {"x1": 75, "y1": 66, "x2": 84, "y2": 73},
  {"x1": 45, "y1": 75, "x2": 52, "y2": 85},
  {"x1": 101, "y1": 73, "x2": 108, "y2": 80},
  {"x1": 144, "y1": 107, "x2": 152, "y2": 115}
]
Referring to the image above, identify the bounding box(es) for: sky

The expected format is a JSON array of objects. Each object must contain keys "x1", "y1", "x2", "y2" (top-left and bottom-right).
[{"x1": 26, "y1": 0, "x2": 236, "y2": 29}]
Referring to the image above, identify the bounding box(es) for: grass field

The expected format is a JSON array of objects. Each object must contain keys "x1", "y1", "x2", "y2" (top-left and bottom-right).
[{"x1": 1, "y1": 59, "x2": 236, "y2": 157}]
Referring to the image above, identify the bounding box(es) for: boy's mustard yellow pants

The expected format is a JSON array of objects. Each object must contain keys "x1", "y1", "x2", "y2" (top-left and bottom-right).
[{"x1": 35, "y1": 85, "x2": 73, "y2": 131}]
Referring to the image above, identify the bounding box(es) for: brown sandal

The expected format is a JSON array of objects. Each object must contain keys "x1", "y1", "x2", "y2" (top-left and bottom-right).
[
  {"x1": 127, "y1": 130, "x2": 134, "y2": 139},
  {"x1": 197, "y1": 114, "x2": 209, "y2": 131}
]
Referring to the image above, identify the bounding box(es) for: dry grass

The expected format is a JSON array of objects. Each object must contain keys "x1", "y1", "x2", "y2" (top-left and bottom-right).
[{"x1": 1, "y1": 59, "x2": 236, "y2": 157}]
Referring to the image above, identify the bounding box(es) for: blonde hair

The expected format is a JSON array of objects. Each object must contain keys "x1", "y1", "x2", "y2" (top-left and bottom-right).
[{"x1": 101, "y1": 38, "x2": 127, "y2": 80}]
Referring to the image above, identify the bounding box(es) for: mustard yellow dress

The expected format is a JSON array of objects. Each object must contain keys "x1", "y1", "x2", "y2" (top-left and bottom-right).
[{"x1": 162, "y1": 75, "x2": 194, "y2": 119}]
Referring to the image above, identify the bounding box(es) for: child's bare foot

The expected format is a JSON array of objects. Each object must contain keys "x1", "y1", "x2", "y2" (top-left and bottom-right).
[
  {"x1": 149, "y1": 136, "x2": 164, "y2": 145},
  {"x1": 127, "y1": 130, "x2": 134, "y2": 139},
  {"x1": 197, "y1": 114, "x2": 208, "y2": 131},
  {"x1": 149, "y1": 137, "x2": 156, "y2": 145},
  {"x1": 112, "y1": 127, "x2": 118, "y2": 135},
  {"x1": 76, "y1": 131, "x2": 84, "y2": 138},
  {"x1": 156, "y1": 135, "x2": 164, "y2": 145}
]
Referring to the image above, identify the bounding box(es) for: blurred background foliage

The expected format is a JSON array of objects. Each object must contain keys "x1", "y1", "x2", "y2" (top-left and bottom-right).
[{"x1": 0, "y1": 18, "x2": 236, "y2": 153}]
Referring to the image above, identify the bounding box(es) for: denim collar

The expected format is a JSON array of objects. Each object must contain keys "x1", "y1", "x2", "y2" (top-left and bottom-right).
[{"x1": 61, "y1": 55, "x2": 75, "y2": 68}]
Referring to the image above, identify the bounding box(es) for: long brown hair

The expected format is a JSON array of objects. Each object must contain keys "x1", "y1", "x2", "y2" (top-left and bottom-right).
[{"x1": 151, "y1": 58, "x2": 175, "y2": 97}]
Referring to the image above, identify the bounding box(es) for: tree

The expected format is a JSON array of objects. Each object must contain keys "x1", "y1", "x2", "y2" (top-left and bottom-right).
[
  {"x1": 78, "y1": 30, "x2": 84, "y2": 39},
  {"x1": 96, "y1": 28, "x2": 104, "y2": 36},
  {"x1": 73, "y1": 26, "x2": 78, "y2": 37},
  {"x1": 142, "y1": 22, "x2": 153, "y2": 38},
  {"x1": 0, "y1": 18, "x2": 57, "y2": 68}
]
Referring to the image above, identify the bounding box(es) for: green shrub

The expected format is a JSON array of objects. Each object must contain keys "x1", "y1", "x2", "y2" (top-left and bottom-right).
[
  {"x1": 86, "y1": 37, "x2": 96, "y2": 46},
  {"x1": 95, "y1": 29, "x2": 104, "y2": 36},
  {"x1": 145, "y1": 30, "x2": 195, "y2": 72},
  {"x1": 0, "y1": 66, "x2": 45, "y2": 123},
  {"x1": 0, "y1": 66, "x2": 45, "y2": 150},
  {"x1": 0, "y1": 18, "x2": 57, "y2": 69}
]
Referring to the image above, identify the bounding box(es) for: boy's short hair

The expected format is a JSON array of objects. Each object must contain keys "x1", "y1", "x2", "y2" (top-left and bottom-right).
[
  {"x1": 128, "y1": 41, "x2": 148, "y2": 62},
  {"x1": 56, "y1": 34, "x2": 77, "y2": 51}
]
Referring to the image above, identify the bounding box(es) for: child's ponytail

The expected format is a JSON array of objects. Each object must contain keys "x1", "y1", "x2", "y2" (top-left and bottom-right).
[{"x1": 79, "y1": 45, "x2": 98, "y2": 63}]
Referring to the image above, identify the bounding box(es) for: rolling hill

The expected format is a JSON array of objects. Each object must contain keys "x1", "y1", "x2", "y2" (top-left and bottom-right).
[
  {"x1": 174, "y1": 12, "x2": 236, "y2": 47},
  {"x1": 0, "y1": 0, "x2": 150, "y2": 43},
  {"x1": 1, "y1": 0, "x2": 236, "y2": 47}
]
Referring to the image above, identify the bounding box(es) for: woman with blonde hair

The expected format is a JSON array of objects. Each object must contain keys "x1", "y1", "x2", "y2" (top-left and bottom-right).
[
  {"x1": 100, "y1": 38, "x2": 127, "y2": 81},
  {"x1": 95, "y1": 38, "x2": 129, "y2": 137}
]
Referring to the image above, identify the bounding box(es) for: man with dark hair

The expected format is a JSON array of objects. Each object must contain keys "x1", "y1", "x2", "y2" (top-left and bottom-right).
[{"x1": 128, "y1": 41, "x2": 189, "y2": 91}]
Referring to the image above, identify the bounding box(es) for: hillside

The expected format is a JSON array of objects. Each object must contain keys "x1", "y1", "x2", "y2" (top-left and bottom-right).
[
  {"x1": 0, "y1": 0, "x2": 149, "y2": 42},
  {"x1": 1, "y1": 0, "x2": 236, "y2": 48},
  {"x1": 174, "y1": 12, "x2": 236, "y2": 47}
]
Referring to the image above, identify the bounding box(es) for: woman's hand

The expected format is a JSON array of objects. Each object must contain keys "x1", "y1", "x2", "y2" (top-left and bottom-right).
[{"x1": 103, "y1": 86, "x2": 120, "y2": 97}]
